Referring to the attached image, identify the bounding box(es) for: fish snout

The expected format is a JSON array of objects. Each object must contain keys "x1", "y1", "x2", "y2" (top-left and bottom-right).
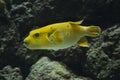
[{"x1": 23, "y1": 39, "x2": 29, "y2": 46}]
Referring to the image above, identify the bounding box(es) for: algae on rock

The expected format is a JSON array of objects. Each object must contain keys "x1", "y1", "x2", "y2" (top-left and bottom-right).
[{"x1": 0, "y1": 65, "x2": 23, "y2": 80}]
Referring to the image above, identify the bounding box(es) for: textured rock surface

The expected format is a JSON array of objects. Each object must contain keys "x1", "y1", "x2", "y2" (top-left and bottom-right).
[
  {"x1": 0, "y1": 0, "x2": 10, "y2": 19},
  {"x1": 26, "y1": 57, "x2": 91, "y2": 80},
  {"x1": 85, "y1": 25, "x2": 120, "y2": 80},
  {"x1": 0, "y1": 65, "x2": 23, "y2": 80}
]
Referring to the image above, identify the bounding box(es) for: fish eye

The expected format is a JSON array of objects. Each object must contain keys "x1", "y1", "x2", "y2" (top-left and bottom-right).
[{"x1": 33, "y1": 33, "x2": 40, "y2": 38}]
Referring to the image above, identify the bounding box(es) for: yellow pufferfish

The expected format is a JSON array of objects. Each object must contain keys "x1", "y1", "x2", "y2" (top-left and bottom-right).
[{"x1": 23, "y1": 20, "x2": 101, "y2": 51}]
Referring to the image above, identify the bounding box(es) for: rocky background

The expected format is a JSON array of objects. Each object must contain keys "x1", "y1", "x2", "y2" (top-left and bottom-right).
[{"x1": 0, "y1": 0, "x2": 120, "y2": 80}]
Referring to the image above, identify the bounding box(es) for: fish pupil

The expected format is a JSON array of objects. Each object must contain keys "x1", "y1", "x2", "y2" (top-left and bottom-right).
[{"x1": 34, "y1": 33, "x2": 40, "y2": 38}]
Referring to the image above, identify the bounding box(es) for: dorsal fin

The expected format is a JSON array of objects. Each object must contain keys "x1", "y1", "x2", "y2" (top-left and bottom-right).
[{"x1": 69, "y1": 20, "x2": 84, "y2": 25}]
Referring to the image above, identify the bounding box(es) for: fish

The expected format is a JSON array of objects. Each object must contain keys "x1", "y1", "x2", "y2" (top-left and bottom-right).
[{"x1": 23, "y1": 20, "x2": 101, "y2": 51}]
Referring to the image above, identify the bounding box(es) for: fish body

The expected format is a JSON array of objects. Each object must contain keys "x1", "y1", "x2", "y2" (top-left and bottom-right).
[{"x1": 23, "y1": 20, "x2": 101, "y2": 50}]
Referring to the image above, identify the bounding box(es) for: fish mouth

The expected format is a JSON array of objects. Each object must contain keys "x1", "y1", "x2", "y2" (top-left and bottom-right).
[
  {"x1": 23, "y1": 43, "x2": 33, "y2": 49},
  {"x1": 23, "y1": 40, "x2": 31, "y2": 49},
  {"x1": 23, "y1": 42, "x2": 28, "y2": 47},
  {"x1": 23, "y1": 42, "x2": 40, "y2": 50},
  {"x1": 23, "y1": 43, "x2": 30, "y2": 49}
]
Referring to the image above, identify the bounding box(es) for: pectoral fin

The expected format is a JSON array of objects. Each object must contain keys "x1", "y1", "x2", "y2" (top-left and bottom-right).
[
  {"x1": 77, "y1": 37, "x2": 89, "y2": 47},
  {"x1": 48, "y1": 31, "x2": 62, "y2": 44}
]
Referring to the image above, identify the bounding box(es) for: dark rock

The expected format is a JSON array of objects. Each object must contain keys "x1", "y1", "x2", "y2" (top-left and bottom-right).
[
  {"x1": 11, "y1": 1, "x2": 34, "y2": 37},
  {"x1": 0, "y1": 0, "x2": 10, "y2": 24},
  {"x1": 0, "y1": 20, "x2": 20, "y2": 69},
  {"x1": 0, "y1": 0, "x2": 9, "y2": 16},
  {"x1": 0, "y1": 65, "x2": 23, "y2": 80}
]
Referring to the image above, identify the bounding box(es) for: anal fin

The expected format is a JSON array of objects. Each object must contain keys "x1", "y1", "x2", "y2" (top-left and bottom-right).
[{"x1": 77, "y1": 37, "x2": 89, "y2": 47}]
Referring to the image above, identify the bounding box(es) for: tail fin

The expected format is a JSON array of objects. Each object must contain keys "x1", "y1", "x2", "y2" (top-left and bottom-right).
[{"x1": 86, "y1": 26, "x2": 101, "y2": 37}]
